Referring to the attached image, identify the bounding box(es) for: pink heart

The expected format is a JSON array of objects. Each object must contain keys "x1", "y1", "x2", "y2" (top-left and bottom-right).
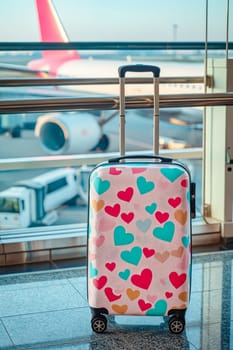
[
  {"x1": 89, "y1": 253, "x2": 96, "y2": 261},
  {"x1": 134, "y1": 203, "x2": 140, "y2": 211},
  {"x1": 115, "y1": 288, "x2": 124, "y2": 294},
  {"x1": 93, "y1": 235, "x2": 105, "y2": 247},
  {"x1": 177, "y1": 254, "x2": 189, "y2": 270},
  {"x1": 147, "y1": 294, "x2": 157, "y2": 304},
  {"x1": 132, "y1": 168, "x2": 147, "y2": 174},
  {"x1": 160, "y1": 278, "x2": 166, "y2": 285},
  {"x1": 95, "y1": 217, "x2": 116, "y2": 232},
  {"x1": 158, "y1": 181, "x2": 168, "y2": 190}
]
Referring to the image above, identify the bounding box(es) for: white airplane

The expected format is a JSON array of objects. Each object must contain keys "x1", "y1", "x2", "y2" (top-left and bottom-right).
[{"x1": 1, "y1": 0, "x2": 204, "y2": 154}]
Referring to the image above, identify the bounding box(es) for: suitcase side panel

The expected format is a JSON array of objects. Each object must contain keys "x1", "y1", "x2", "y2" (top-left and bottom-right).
[{"x1": 87, "y1": 162, "x2": 191, "y2": 317}]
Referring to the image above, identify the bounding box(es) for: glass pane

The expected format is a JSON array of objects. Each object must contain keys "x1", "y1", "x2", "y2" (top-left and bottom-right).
[
  {"x1": 207, "y1": 0, "x2": 228, "y2": 42},
  {"x1": 228, "y1": 0, "x2": 233, "y2": 59},
  {"x1": 206, "y1": 0, "x2": 228, "y2": 90},
  {"x1": 0, "y1": 0, "x2": 206, "y2": 42}
]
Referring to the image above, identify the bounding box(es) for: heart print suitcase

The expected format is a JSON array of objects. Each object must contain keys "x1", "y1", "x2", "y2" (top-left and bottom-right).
[{"x1": 87, "y1": 64, "x2": 194, "y2": 334}]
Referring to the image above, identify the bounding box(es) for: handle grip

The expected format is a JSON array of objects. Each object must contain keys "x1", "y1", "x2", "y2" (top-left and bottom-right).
[
  {"x1": 118, "y1": 64, "x2": 160, "y2": 78},
  {"x1": 109, "y1": 154, "x2": 173, "y2": 163}
]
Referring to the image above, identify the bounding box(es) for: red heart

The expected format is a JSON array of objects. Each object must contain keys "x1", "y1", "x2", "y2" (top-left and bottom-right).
[
  {"x1": 168, "y1": 197, "x2": 181, "y2": 208},
  {"x1": 138, "y1": 299, "x2": 152, "y2": 311},
  {"x1": 104, "y1": 287, "x2": 122, "y2": 302},
  {"x1": 131, "y1": 268, "x2": 152, "y2": 290},
  {"x1": 117, "y1": 187, "x2": 134, "y2": 202},
  {"x1": 105, "y1": 262, "x2": 116, "y2": 271},
  {"x1": 143, "y1": 248, "x2": 155, "y2": 258},
  {"x1": 105, "y1": 203, "x2": 120, "y2": 217},
  {"x1": 109, "y1": 167, "x2": 122, "y2": 175},
  {"x1": 165, "y1": 292, "x2": 173, "y2": 299},
  {"x1": 169, "y1": 272, "x2": 187, "y2": 289},
  {"x1": 93, "y1": 276, "x2": 107, "y2": 290},
  {"x1": 155, "y1": 211, "x2": 169, "y2": 223},
  {"x1": 181, "y1": 179, "x2": 188, "y2": 188},
  {"x1": 121, "y1": 212, "x2": 134, "y2": 224}
]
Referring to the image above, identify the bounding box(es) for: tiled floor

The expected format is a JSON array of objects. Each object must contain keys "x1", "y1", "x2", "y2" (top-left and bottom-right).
[{"x1": 0, "y1": 250, "x2": 233, "y2": 350}]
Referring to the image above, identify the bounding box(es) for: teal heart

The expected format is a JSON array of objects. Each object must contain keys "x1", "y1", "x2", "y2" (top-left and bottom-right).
[
  {"x1": 160, "y1": 168, "x2": 184, "y2": 183},
  {"x1": 93, "y1": 176, "x2": 110, "y2": 195},
  {"x1": 146, "y1": 299, "x2": 167, "y2": 316},
  {"x1": 89, "y1": 262, "x2": 98, "y2": 278},
  {"x1": 137, "y1": 176, "x2": 155, "y2": 194},
  {"x1": 120, "y1": 247, "x2": 142, "y2": 266},
  {"x1": 119, "y1": 269, "x2": 130, "y2": 280},
  {"x1": 114, "y1": 226, "x2": 134, "y2": 246},
  {"x1": 182, "y1": 236, "x2": 189, "y2": 248},
  {"x1": 136, "y1": 219, "x2": 151, "y2": 233},
  {"x1": 145, "y1": 203, "x2": 157, "y2": 215},
  {"x1": 153, "y1": 221, "x2": 175, "y2": 242}
]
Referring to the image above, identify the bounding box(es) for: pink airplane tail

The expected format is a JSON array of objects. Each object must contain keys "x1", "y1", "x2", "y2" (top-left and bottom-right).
[{"x1": 28, "y1": 0, "x2": 80, "y2": 76}]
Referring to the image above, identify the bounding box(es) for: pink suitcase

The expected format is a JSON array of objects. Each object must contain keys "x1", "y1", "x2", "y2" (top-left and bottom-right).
[{"x1": 87, "y1": 65, "x2": 195, "y2": 334}]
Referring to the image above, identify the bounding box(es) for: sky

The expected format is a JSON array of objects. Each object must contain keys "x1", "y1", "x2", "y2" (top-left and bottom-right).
[{"x1": 0, "y1": 0, "x2": 231, "y2": 42}]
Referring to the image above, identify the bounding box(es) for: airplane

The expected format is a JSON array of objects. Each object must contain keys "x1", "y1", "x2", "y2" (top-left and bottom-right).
[{"x1": 0, "y1": 0, "x2": 204, "y2": 155}]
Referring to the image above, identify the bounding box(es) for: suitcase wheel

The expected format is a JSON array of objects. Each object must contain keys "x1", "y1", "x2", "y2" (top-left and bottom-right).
[
  {"x1": 168, "y1": 316, "x2": 185, "y2": 334},
  {"x1": 91, "y1": 315, "x2": 107, "y2": 333}
]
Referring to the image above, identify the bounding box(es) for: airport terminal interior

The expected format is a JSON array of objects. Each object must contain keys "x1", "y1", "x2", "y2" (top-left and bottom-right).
[{"x1": 1, "y1": 0, "x2": 233, "y2": 349}]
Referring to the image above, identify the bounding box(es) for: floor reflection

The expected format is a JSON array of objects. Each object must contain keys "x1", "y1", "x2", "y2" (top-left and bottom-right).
[{"x1": 0, "y1": 250, "x2": 232, "y2": 349}]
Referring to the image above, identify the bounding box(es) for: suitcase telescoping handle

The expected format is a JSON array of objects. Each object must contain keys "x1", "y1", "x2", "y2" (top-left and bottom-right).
[
  {"x1": 118, "y1": 64, "x2": 160, "y2": 78},
  {"x1": 118, "y1": 64, "x2": 160, "y2": 156}
]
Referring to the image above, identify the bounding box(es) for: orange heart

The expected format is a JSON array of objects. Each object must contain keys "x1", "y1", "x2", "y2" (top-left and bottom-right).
[
  {"x1": 179, "y1": 291, "x2": 188, "y2": 302},
  {"x1": 112, "y1": 304, "x2": 128, "y2": 314},
  {"x1": 154, "y1": 251, "x2": 170, "y2": 263},
  {"x1": 171, "y1": 246, "x2": 184, "y2": 258},
  {"x1": 126, "y1": 288, "x2": 140, "y2": 301},
  {"x1": 172, "y1": 304, "x2": 187, "y2": 310},
  {"x1": 174, "y1": 210, "x2": 187, "y2": 225},
  {"x1": 92, "y1": 199, "x2": 105, "y2": 212}
]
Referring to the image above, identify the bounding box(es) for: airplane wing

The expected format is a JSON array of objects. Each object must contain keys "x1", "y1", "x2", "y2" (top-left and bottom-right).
[{"x1": 0, "y1": 62, "x2": 47, "y2": 78}]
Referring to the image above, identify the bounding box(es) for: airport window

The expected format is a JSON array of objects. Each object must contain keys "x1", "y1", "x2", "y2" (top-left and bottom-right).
[
  {"x1": 0, "y1": 0, "x2": 207, "y2": 42},
  {"x1": 46, "y1": 177, "x2": 68, "y2": 194},
  {"x1": 21, "y1": 199, "x2": 25, "y2": 211},
  {"x1": 1, "y1": 0, "x2": 233, "y2": 265}
]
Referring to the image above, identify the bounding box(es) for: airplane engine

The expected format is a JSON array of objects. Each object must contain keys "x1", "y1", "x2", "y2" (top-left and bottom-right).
[{"x1": 34, "y1": 112, "x2": 102, "y2": 155}]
